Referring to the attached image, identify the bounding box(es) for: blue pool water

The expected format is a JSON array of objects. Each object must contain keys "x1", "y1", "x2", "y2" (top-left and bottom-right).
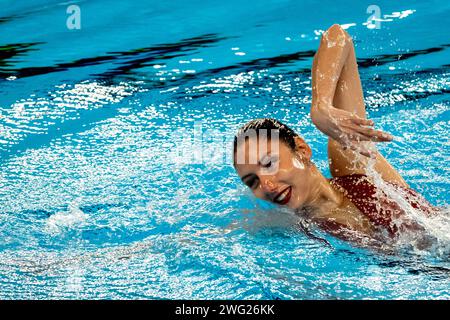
[{"x1": 0, "y1": 0, "x2": 449, "y2": 299}]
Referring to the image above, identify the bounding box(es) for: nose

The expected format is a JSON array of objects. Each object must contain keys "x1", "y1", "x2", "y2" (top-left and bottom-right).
[{"x1": 260, "y1": 177, "x2": 278, "y2": 194}]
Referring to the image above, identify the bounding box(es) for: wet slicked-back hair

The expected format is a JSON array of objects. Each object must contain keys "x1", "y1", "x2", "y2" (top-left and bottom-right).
[{"x1": 233, "y1": 118, "x2": 299, "y2": 164}]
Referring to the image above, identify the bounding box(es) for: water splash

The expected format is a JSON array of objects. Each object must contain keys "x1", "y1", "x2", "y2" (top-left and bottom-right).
[
  {"x1": 45, "y1": 202, "x2": 88, "y2": 234},
  {"x1": 363, "y1": 153, "x2": 450, "y2": 259}
]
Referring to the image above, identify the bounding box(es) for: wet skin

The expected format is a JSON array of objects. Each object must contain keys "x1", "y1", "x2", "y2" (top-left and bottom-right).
[
  {"x1": 234, "y1": 135, "x2": 375, "y2": 236},
  {"x1": 233, "y1": 23, "x2": 414, "y2": 233},
  {"x1": 234, "y1": 136, "x2": 313, "y2": 210}
]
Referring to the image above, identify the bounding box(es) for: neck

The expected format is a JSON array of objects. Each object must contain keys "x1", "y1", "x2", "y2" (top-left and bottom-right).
[{"x1": 302, "y1": 167, "x2": 343, "y2": 216}]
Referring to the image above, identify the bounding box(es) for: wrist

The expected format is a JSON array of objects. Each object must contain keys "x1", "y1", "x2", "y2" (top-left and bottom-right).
[{"x1": 312, "y1": 99, "x2": 333, "y2": 114}]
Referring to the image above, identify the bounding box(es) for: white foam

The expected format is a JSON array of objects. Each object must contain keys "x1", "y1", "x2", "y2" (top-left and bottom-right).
[
  {"x1": 363, "y1": 155, "x2": 450, "y2": 258},
  {"x1": 46, "y1": 202, "x2": 88, "y2": 233}
]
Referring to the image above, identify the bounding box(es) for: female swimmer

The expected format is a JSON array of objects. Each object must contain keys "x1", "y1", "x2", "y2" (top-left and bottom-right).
[{"x1": 233, "y1": 24, "x2": 436, "y2": 241}]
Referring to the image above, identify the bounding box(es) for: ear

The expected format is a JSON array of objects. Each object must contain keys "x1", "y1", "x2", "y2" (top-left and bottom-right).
[{"x1": 293, "y1": 136, "x2": 312, "y2": 161}]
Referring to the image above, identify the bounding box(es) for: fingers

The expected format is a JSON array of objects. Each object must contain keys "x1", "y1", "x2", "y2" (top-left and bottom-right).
[
  {"x1": 344, "y1": 116, "x2": 394, "y2": 142},
  {"x1": 343, "y1": 130, "x2": 372, "y2": 142},
  {"x1": 350, "y1": 125, "x2": 393, "y2": 142},
  {"x1": 337, "y1": 115, "x2": 389, "y2": 158},
  {"x1": 351, "y1": 117, "x2": 374, "y2": 127}
]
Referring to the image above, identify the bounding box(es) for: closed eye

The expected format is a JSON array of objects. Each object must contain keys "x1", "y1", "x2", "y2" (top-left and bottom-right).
[
  {"x1": 262, "y1": 161, "x2": 272, "y2": 168},
  {"x1": 260, "y1": 154, "x2": 278, "y2": 169}
]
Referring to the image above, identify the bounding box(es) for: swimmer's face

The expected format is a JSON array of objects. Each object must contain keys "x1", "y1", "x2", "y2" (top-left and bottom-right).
[{"x1": 234, "y1": 136, "x2": 313, "y2": 210}]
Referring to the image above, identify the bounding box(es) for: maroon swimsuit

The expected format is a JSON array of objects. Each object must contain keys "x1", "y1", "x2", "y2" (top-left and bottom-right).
[{"x1": 328, "y1": 174, "x2": 436, "y2": 236}]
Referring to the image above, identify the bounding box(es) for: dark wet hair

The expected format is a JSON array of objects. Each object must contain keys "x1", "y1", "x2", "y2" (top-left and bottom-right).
[{"x1": 233, "y1": 118, "x2": 299, "y2": 163}]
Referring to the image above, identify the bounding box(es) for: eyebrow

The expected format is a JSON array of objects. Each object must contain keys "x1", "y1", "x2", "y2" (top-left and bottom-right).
[{"x1": 243, "y1": 152, "x2": 272, "y2": 167}]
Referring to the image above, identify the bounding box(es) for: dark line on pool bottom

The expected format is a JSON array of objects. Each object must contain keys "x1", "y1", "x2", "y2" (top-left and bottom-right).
[
  {"x1": 1, "y1": 39, "x2": 448, "y2": 83},
  {"x1": 0, "y1": 33, "x2": 232, "y2": 80}
]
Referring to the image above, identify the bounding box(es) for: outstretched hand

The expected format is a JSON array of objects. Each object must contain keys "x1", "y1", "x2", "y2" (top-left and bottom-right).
[{"x1": 310, "y1": 103, "x2": 393, "y2": 157}]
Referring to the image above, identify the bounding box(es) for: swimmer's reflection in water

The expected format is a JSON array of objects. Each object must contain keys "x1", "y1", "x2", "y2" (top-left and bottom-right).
[{"x1": 232, "y1": 24, "x2": 439, "y2": 247}]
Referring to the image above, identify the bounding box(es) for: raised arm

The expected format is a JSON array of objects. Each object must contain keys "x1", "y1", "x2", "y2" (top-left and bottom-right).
[
  {"x1": 311, "y1": 24, "x2": 352, "y2": 109},
  {"x1": 310, "y1": 24, "x2": 391, "y2": 154},
  {"x1": 310, "y1": 24, "x2": 407, "y2": 186}
]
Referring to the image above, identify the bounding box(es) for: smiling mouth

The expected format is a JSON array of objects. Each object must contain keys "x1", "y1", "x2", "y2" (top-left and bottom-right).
[{"x1": 273, "y1": 186, "x2": 292, "y2": 205}]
